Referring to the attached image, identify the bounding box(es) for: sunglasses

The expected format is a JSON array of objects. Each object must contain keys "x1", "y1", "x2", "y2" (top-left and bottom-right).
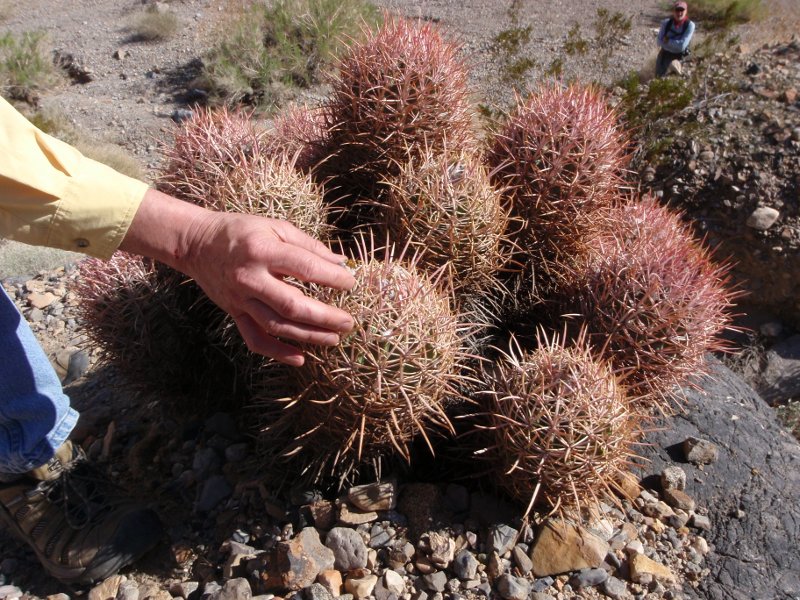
[{"x1": 674, "y1": 7, "x2": 685, "y2": 12}]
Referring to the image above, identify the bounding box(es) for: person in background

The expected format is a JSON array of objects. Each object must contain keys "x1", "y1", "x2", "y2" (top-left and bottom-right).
[
  {"x1": 0, "y1": 95, "x2": 355, "y2": 584},
  {"x1": 656, "y1": 1, "x2": 696, "y2": 77}
]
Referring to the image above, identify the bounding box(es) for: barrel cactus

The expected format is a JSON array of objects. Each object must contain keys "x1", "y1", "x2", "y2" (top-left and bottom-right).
[{"x1": 476, "y1": 331, "x2": 640, "y2": 513}]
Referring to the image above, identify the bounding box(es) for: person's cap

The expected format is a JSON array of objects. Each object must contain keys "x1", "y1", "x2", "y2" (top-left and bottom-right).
[{"x1": 674, "y1": 1, "x2": 688, "y2": 9}]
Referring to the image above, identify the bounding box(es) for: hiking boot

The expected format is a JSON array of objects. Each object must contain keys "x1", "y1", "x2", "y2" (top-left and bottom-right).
[{"x1": 0, "y1": 441, "x2": 162, "y2": 584}]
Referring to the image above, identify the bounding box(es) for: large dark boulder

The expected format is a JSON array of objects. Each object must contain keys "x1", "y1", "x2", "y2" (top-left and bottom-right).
[{"x1": 641, "y1": 358, "x2": 800, "y2": 600}]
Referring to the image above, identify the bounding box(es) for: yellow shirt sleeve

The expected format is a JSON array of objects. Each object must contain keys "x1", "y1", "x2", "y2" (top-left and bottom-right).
[{"x1": 0, "y1": 96, "x2": 149, "y2": 259}]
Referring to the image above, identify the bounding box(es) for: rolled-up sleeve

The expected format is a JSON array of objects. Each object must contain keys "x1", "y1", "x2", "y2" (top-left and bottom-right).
[{"x1": 0, "y1": 96, "x2": 148, "y2": 259}]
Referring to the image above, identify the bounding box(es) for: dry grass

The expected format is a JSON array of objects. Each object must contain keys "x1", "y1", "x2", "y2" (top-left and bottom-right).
[
  {"x1": 25, "y1": 106, "x2": 145, "y2": 180},
  {"x1": 130, "y1": 6, "x2": 179, "y2": 42},
  {"x1": 0, "y1": 0, "x2": 14, "y2": 23}
]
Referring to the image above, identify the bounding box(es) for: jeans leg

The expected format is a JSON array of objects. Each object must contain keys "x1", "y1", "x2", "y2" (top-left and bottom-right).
[
  {"x1": 0, "y1": 286, "x2": 78, "y2": 474},
  {"x1": 655, "y1": 50, "x2": 669, "y2": 78}
]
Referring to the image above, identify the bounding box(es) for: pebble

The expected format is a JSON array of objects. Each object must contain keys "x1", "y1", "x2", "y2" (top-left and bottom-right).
[
  {"x1": 422, "y1": 571, "x2": 448, "y2": 592},
  {"x1": 488, "y1": 524, "x2": 518, "y2": 555},
  {"x1": 384, "y1": 570, "x2": 405, "y2": 595},
  {"x1": 663, "y1": 488, "x2": 696, "y2": 511},
  {"x1": 452, "y1": 549, "x2": 479, "y2": 580},
  {"x1": 602, "y1": 576, "x2": 628, "y2": 600},
  {"x1": 117, "y1": 580, "x2": 140, "y2": 600},
  {"x1": 89, "y1": 575, "x2": 124, "y2": 600},
  {"x1": 660, "y1": 466, "x2": 687, "y2": 491},
  {"x1": 325, "y1": 527, "x2": 368, "y2": 571},
  {"x1": 511, "y1": 545, "x2": 532, "y2": 574},
  {"x1": 316, "y1": 570, "x2": 342, "y2": 597},
  {"x1": 682, "y1": 437, "x2": 720, "y2": 465},
  {"x1": 196, "y1": 475, "x2": 232, "y2": 512},
  {"x1": 495, "y1": 574, "x2": 530, "y2": 600},
  {"x1": 305, "y1": 583, "x2": 333, "y2": 600},
  {"x1": 570, "y1": 567, "x2": 608, "y2": 588},
  {"x1": 348, "y1": 482, "x2": 397, "y2": 511},
  {"x1": 746, "y1": 206, "x2": 780, "y2": 230},
  {"x1": 690, "y1": 513, "x2": 712, "y2": 530}
]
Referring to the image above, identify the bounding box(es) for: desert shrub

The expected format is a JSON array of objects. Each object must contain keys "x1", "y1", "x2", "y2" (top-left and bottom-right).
[
  {"x1": 683, "y1": 0, "x2": 765, "y2": 28},
  {"x1": 200, "y1": 0, "x2": 380, "y2": 107},
  {"x1": 130, "y1": 6, "x2": 179, "y2": 42},
  {"x1": 0, "y1": 31, "x2": 58, "y2": 103}
]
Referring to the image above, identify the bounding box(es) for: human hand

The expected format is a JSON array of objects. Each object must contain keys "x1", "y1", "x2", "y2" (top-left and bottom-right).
[{"x1": 121, "y1": 189, "x2": 355, "y2": 366}]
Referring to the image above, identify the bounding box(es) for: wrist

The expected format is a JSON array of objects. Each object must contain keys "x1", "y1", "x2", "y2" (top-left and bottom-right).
[{"x1": 119, "y1": 188, "x2": 218, "y2": 277}]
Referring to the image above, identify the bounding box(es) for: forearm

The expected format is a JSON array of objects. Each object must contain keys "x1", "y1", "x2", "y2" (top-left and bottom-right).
[{"x1": 118, "y1": 188, "x2": 212, "y2": 274}]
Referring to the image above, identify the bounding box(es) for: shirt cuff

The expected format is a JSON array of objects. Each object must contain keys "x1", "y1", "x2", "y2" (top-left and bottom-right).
[{"x1": 49, "y1": 155, "x2": 148, "y2": 259}]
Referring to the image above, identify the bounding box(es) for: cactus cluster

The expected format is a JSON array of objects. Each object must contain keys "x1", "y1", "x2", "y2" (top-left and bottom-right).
[{"x1": 75, "y1": 17, "x2": 736, "y2": 512}]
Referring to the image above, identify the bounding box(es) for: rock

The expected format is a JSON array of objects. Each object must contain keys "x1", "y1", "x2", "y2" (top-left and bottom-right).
[
  {"x1": 641, "y1": 500, "x2": 674, "y2": 520},
  {"x1": 306, "y1": 500, "x2": 335, "y2": 531},
  {"x1": 28, "y1": 291, "x2": 58, "y2": 309},
  {"x1": 423, "y1": 531, "x2": 455, "y2": 567},
  {"x1": 489, "y1": 552, "x2": 510, "y2": 582},
  {"x1": 63, "y1": 349, "x2": 90, "y2": 385},
  {"x1": 348, "y1": 482, "x2": 397, "y2": 511},
  {"x1": 511, "y1": 545, "x2": 532, "y2": 575},
  {"x1": 495, "y1": 574, "x2": 530, "y2": 600},
  {"x1": 628, "y1": 553, "x2": 676, "y2": 584},
  {"x1": 52, "y1": 49, "x2": 93, "y2": 83},
  {"x1": 641, "y1": 359, "x2": 800, "y2": 599},
  {"x1": 316, "y1": 570, "x2": 342, "y2": 597},
  {"x1": 171, "y1": 108, "x2": 195, "y2": 124},
  {"x1": 782, "y1": 88, "x2": 798, "y2": 104},
  {"x1": 305, "y1": 583, "x2": 333, "y2": 600},
  {"x1": 757, "y1": 334, "x2": 800, "y2": 405},
  {"x1": 602, "y1": 576, "x2": 627, "y2": 600},
  {"x1": 89, "y1": 575, "x2": 125, "y2": 600},
  {"x1": 570, "y1": 567, "x2": 608, "y2": 588},
  {"x1": 169, "y1": 582, "x2": 199, "y2": 599},
  {"x1": 682, "y1": 436, "x2": 719, "y2": 465},
  {"x1": 223, "y1": 541, "x2": 258, "y2": 579},
  {"x1": 421, "y1": 571, "x2": 447, "y2": 592},
  {"x1": 614, "y1": 471, "x2": 641, "y2": 500},
  {"x1": 338, "y1": 501, "x2": 378, "y2": 525},
  {"x1": 746, "y1": 206, "x2": 780, "y2": 230},
  {"x1": 383, "y1": 570, "x2": 405, "y2": 595},
  {"x1": 663, "y1": 488, "x2": 696, "y2": 511},
  {"x1": 452, "y1": 549, "x2": 479, "y2": 580},
  {"x1": 530, "y1": 519, "x2": 609, "y2": 577},
  {"x1": 325, "y1": 527, "x2": 368, "y2": 571},
  {"x1": 264, "y1": 528, "x2": 335, "y2": 591},
  {"x1": 660, "y1": 466, "x2": 687, "y2": 491},
  {"x1": 690, "y1": 513, "x2": 712, "y2": 531},
  {"x1": 196, "y1": 475, "x2": 232, "y2": 512},
  {"x1": 488, "y1": 524, "x2": 517, "y2": 555},
  {"x1": 207, "y1": 579, "x2": 251, "y2": 600},
  {"x1": 112, "y1": 48, "x2": 129, "y2": 60}
]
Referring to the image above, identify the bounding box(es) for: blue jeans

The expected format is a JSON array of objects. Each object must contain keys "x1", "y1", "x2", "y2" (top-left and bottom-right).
[{"x1": 0, "y1": 286, "x2": 78, "y2": 474}]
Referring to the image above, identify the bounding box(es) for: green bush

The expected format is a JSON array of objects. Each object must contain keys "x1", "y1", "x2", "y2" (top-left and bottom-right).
[
  {"x1": 0, "y1": 31, "x2": 58, "y2": 103},
  {"x1": 777, "y1": 400, "x2": 800, "y2": 442},
  {"x1": 200, "y1": 0, "x2": 380, "y2": 108}
]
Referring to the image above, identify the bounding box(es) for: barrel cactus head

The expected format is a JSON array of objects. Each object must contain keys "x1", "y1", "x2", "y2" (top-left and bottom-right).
[
  {"x1": 256, "y1": 239, "x2": 471, "y2": 483},
  {"x1": 477, "y1": 331, "x2": 641, "y2": 514}
]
